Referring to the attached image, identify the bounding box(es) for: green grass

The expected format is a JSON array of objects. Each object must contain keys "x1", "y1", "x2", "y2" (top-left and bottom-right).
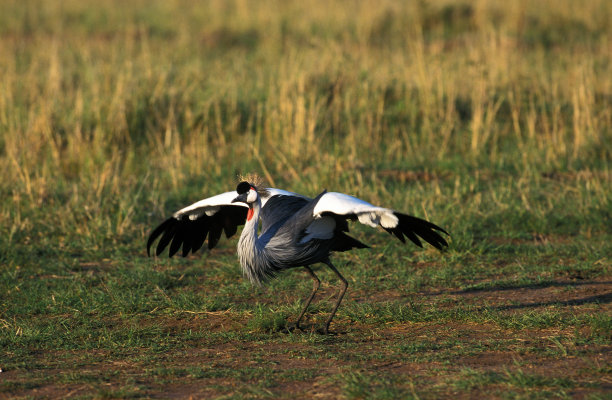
[{"x1": 1, "y1": 0, "x2": 611, "y2": 398}]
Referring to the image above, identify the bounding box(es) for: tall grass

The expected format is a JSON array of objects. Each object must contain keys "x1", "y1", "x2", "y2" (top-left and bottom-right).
[{"x1": 0, "y1": 0, "x2": 610, "y2": 257}]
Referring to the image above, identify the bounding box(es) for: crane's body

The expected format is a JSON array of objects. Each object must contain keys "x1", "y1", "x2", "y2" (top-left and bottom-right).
[{"x1": 147, "y1": 179, "x2": 448, "y2": 333}]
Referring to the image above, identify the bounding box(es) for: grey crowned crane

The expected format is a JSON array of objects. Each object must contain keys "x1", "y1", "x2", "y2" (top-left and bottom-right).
[{"x1": 147, "y1": 175, "x2": 449, "y2": 334}]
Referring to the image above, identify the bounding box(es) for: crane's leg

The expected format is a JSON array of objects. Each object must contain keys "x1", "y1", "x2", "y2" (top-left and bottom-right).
[
  {"x1": 294, "y1": 266, "x2": 320, "y2": 330},
  {"x1": 323, "y1": 260, "x2": 348, "y2": 334}
]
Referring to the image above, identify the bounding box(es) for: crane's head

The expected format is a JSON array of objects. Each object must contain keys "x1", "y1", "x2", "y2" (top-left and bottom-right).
[{"x1": 232, "y1": 181, "x2": 258, "y2": 205}]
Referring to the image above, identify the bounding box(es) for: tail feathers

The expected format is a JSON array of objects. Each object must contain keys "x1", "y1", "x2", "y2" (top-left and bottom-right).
[{"x1": 332, "y1": 232, "x2": 370, "y2": 252}]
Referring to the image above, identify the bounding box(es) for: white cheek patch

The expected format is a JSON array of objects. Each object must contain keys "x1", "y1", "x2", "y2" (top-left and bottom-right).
[{"x1": 246, "y1": 188, "x2": 257, "y2": 203}]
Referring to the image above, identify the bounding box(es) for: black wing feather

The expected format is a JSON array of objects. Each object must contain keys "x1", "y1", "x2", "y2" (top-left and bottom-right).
[
  {"x1": 321, "y1": 209, "x2": 447, "y2": 251},
  {"x1": 404, "y1": 230, "x2": 423, "y2": 248},
  {"x1": 395, "y1": 213, "x2": 448, "y2": 250},
  {"x1": 223, "y1": 213, "x2": 238, "y2": 238},
  {"x1": 190, "y1": 222, "x2": 209, "y2": 254},
  {"x1": 180, "y1": 219, "x2": 200, "y2": 257},
  {"x1": 147, "y1": 205, "x2": 248, "y2": 257},
  {"x1": 156, "y1": 223, "x2": 179, "y2": 256},
  {"x1": 169, "y1": 226, "x2": 185, "y2": 257},
  {"x1": 391, "y1": 229, "x2": 406, "y2": 244},
  {"x1": 147, "y1": 217, "x2": 175, "y2": 256},
  {"x1": 207, "y1": 222, "x2": 223, "y2": 250},
  {"x1": 182, "y1": 234, "x2": 193, "y2": 257}
]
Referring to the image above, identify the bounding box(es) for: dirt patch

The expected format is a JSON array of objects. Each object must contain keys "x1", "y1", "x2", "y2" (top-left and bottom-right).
[{"x1": 3, "y1": 276, "x2": 610, "y2": 399}]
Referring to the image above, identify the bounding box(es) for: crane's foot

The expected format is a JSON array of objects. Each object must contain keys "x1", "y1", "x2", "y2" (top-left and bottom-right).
[
  {"x1": 279, "y1": 322, "x2": 304, "y2": 334},
  {"x1": 316, "y1": 326, "x2": 330, "y2": 335},
  {"x1": 280, "y1": 323, "x2": 341, "y2": 335},
  {"x1": 315, "y1": 325, "x2": 341, "y2": 335}
]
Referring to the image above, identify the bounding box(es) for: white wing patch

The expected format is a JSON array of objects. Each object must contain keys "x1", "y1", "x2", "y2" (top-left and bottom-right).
[
  {"x1": 173, "y1": 191, "x2": 248, "y2": 219},
  {"x1": 173, "y1": 187, "x2": 306, "y2": 221},
  {"x1": 300, "y1": 216, "x2": 336, "y2": 244},
  {"x1": 357, "y1": 211, "x2": 399, "y2": 228},
  {"x1": 313, "y1": 192, "x2": 399, "y2": 229}
]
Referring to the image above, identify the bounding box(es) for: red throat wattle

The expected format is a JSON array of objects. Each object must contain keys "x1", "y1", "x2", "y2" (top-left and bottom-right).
[{"x1": 247, "y1": 208, "x2": 254, "y2": 221}]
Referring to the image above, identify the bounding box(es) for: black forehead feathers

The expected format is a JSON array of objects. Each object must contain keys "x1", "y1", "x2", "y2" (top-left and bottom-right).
[{"x1": 236, "y1": 181, "x2": 253, "y2": 194}]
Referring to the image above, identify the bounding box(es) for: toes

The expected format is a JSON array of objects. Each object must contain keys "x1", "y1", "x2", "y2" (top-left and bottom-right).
[
  {"x1": 279, "y1": 322, "x2": 304, "y2": 334},
  {"x1": 316, "y1": 327, "x2": 332, "y2": 335}
]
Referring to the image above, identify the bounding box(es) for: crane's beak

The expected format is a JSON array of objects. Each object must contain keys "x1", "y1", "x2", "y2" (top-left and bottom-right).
[{"x1": 232, "y1": 193, "x2": 248, "y2": 204}]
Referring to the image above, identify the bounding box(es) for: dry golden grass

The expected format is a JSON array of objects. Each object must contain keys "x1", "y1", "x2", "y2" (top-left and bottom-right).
[{"x1": 0, "y1": 0, "x2": 610, "y2": 238}]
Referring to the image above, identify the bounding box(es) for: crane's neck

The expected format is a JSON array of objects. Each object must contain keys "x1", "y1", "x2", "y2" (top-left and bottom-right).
[
  {"x1": 243, "y1": 197, "x2": 261, "y2": 240},
  {"x1": 237, "y1": 197, "x2": 268, "y2": 285}
]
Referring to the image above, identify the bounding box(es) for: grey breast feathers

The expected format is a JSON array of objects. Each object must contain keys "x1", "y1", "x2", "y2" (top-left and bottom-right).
[
  {"x1": 260, "y1": 194, "x2": 311, "y2": 234},
  {"x1": 259, "y1": 192, "x2": 368, "y2": 268}
]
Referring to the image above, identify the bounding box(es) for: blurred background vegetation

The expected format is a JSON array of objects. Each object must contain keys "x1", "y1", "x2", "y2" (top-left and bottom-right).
[{"x1": 0, "y1": 0, "x2": 610, "y2": 258}]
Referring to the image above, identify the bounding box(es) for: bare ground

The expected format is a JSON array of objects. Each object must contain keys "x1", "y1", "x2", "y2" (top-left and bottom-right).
[{"x1": 3, "y1": 276, "x2": 610, "y2": 399}]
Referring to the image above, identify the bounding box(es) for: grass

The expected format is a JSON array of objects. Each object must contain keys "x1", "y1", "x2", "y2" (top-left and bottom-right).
[{"x1": 1, "y1": 0, "x2": 611, "y2": 398}]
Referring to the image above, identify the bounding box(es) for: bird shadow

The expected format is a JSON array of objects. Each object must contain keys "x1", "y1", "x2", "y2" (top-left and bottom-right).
[
  {"x1": 493, "y1": 291, "x2": 612, "y2": 311},
  {"x1": 451, "y1": 279, "x2": 611, "y2": 294},
  {"x1": 277, "y1": 322, "x2": 346, "y2": 336},
  {"x1": 424, "y1": 280, "x2": 612, "y2": 311}
]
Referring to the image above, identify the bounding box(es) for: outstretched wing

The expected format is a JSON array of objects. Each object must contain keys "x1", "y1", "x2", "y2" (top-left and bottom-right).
[
  {"x1": 310, "y1": 192, "x2": 449, "y2": 250},
  {"x1": 147, "y1": 191, "x2": 248, "y2": 257},
  {"x1": 147, "y1": 188, "x2": 307, "y2": 258}
]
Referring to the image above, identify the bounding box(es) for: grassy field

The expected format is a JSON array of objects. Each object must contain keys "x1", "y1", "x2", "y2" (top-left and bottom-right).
[{"x1": 1, "y1": 0, "x2": 611, "y2": 398}]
